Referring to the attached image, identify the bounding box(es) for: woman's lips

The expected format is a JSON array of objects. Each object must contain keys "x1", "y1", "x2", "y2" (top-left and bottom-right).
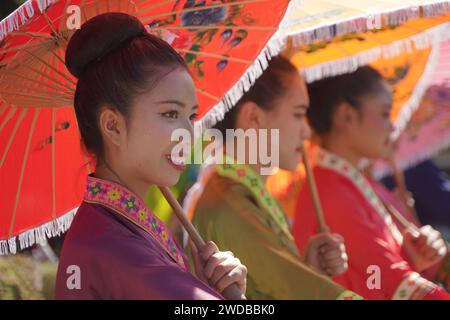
[{"x1": 165, "y1": 154, "x2": 186, "y2": 172}]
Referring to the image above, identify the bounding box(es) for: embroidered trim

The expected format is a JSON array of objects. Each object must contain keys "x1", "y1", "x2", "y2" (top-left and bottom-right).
[
  {"x1": 336, "y1": 290, "x2": 363, "y2": 300},
  {"x1": 84, "y1": 176, "x2": 186, "y2": 270},
  {"x1": 316, "y1": 149, "x2": 404, "y2": 245},
  {"x1": 392, "y1": 272, "x2": 436, "y2": 300},
  {"x1": 184, "y1": 154, "x2": 295, "y2": 248},
  {"x1": 216, "y1": 155, "x2": 292, "y2": 240}
]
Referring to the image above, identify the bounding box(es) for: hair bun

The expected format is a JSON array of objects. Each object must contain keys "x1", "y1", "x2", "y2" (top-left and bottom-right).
[{"x1": 65, "y1": 12, "x2": 146, "y2": 78}]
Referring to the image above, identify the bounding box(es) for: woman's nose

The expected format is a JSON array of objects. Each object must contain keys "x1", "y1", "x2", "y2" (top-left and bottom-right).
[
  {"x1": 301, "y1": 119, "x2": 312, "y2": 140},
  {"x1": 182, "y1": 117, "x2": 195, "y2": 136}
]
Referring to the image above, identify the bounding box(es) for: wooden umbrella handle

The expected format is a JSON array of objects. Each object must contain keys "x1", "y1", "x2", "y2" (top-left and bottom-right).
[
  {"x1": 158, "y1": 186, "x2": 246, "y2": 300},
  {"x1": 391, "y1": 162, "x2": 420, "y2": 225},
  {"x1": 301, "y1": 145, "x2": 330, "y2": 233}
]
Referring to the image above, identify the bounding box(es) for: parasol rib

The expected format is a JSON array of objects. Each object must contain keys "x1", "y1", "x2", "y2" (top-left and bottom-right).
[
  {"x1": 0, "y1": 108, "x2": 27, "y2": 168},
  {"x1": 9, "y1": 109, "x2": 40, "y2": 238}
]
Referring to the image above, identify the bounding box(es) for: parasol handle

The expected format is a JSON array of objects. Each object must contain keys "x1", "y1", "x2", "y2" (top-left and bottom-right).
[
  {"x1": 392, "y1": 162, "x2": 410, "y2": 202},
  {"x1": 381, "y1": 198, "x2": 420, "y2": 235},
  {"x1": 301, "y1": 145, "x2": 330, "y2": 233},
  {"x1": 158, "y1": 186, "x2": 246, "y2": 300},
  {"x1": 391, "y1": 162, "x2": 420, "y2": 225}
]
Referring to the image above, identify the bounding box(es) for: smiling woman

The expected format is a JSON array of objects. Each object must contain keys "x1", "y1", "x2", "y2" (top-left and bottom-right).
[{"x1": 54, "y1": 12, "x2": 247, "y2": 300}]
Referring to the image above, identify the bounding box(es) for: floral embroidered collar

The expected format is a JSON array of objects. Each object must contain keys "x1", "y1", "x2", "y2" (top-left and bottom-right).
[
  {"x1": 183, "y1": 154, "x2": 296, "y2": 254},
  {"x1": 315, "y1": 148, "x2": 403, "y2": 245},
  {"x1": 84, "y1": 175, "x2": 186, "y2": 270},
  {"x1": 216, "y1": 155, "x2": 293, "y2": 241}
]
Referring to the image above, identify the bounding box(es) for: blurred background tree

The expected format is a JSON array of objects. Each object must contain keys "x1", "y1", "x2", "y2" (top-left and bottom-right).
[{"x1": 1, "y1": 0, "x2": 26, "y2": 20}]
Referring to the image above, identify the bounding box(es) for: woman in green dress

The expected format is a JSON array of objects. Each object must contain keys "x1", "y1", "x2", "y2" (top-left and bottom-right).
[{"x1": 184, "y1": 56, "x2": 360, "y2": 300}]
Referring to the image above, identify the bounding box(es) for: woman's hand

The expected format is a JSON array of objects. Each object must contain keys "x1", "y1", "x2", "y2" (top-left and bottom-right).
[
  {"x1": 191, "y1": 241, "x2": 247, "y2": 299},
  {"x1": 305, "y1": 233, "x2": 348, "y2": 277},
  {"x1": 403, "y1": 225, "x2": 448, "y2": 272}
]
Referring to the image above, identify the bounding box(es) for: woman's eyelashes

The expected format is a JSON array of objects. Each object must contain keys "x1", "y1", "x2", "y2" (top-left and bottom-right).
[
  {"x1": 161, "y1": 110, "x2": 179, "y2": 119},
  {"x1": 160, "y1": 110, "x2": 198, "y2": 122},
  {"x1": 294, "y1": 113, "x2": 306, "y2": 119}
]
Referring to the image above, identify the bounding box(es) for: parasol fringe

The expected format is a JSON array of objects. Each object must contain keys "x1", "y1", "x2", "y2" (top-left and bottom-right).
[
  {"x1": 393, "y1": 38, "x2": 442, "y2": 136},
  {"x1": 372, "y1": 133, "x2": 450, "y2": 180},
  {"x1": 196, "y1": 0, "x2": 300, "y2": 130},
  {"x1": 397, "y1": 133, "x2": 450, "y2": 175},
  {"x1": 301, "y1": 22, "x2": 450, "y2": 84},
  {"x1": 0, "y1": 207, "x2": 77, "y2": 255},
  {"x1": 0, "y1": 0, "x2": 58, "y2": 41},
  {"x1": 287, "y1": 2, "x2": 450, "y2": 45}
]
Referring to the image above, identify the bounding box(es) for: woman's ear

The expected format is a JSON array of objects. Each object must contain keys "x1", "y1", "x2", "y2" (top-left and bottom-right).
[
  {"x1": 334, "y1": 102, "x2": 359, "y2": 131},
  {"x1": 235, "y1": 101, "x2": 265, "y2": 129},
  {"x1": 98, "y1": 108, "x2": 126, "y2": 147}
]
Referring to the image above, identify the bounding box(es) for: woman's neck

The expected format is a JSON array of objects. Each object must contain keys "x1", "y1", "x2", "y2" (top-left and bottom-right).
[
  {"x1": 321, "y1": 135, "x2": 362, "y2": 168},
  {"x1": 223, "y1": 144, "x2": 269, "y2": 183},
  {"x1": 94, "y1": 159, "x2": 149, "y2": 201}
]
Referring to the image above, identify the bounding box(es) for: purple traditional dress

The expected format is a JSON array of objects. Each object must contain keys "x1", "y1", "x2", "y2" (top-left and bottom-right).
[{"x1": 55, "y1": 175, "x2": 222, "y2": 300}]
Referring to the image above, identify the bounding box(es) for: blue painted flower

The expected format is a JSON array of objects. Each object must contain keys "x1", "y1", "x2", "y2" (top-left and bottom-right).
[
  {"x1": 181, "y1": 1, "x2": 227, "y2": 28},
  {"x1": 220, "y1": 29, "x2": 233, "y2": 46},
  {"x1": 216, "y1": 59, "x2": 228, "y2": 72}
]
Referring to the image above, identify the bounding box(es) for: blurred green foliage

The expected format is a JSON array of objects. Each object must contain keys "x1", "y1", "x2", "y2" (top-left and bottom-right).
[{"x1": 0, "y1": 254, "x2": 57, "y2": 300}]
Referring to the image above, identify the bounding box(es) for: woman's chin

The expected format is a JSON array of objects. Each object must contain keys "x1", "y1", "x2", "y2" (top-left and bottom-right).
[
  {"x1": 151, "y1": 171, "x2": 181, "y2": 188},
  {"x1": 279, "y1": 159, "x2": 299, "y2": 172},
  {"x1": 162, "y1": 174, "x2": 181, "y2": 187}
]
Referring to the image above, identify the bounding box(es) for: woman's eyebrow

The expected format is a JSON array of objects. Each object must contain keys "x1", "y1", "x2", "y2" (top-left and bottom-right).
[
  {"x1": 295, "y1": 104, "x2": 309, "y2": 110},
  {"x1": 156, "y1": 100, "x2": 186, "y2": 107},
  {"x1": 156, "y1": 100, "x2": 198, "y2": 111}
]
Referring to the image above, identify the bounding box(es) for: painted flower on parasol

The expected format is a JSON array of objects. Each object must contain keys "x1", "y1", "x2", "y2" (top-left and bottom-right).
[
  {"x1": 0, "y1": 0, "x2": 294, "y2": 254},
  {"x1": 181, "y1": 0, "x2": 228, "y2": 27}
]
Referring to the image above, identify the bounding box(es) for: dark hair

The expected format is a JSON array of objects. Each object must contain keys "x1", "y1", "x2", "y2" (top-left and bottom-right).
[
  {"x1": 66, "y1": 13, "x2": 187, "y2": 157},
  {"x1": 213, "y1": 56, "x2": 298, "y2": 135},
  {"x1": 307, "y1": 66, "x2": 384, "y2": 134}
]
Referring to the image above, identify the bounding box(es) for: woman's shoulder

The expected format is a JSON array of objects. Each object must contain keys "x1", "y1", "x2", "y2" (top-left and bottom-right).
[
  {"x1": 193, "y1": 172, "x2": 258, "y2": 221},
  {"x1": 60, "y1": 202, "x2": 176, "y2": 267}
]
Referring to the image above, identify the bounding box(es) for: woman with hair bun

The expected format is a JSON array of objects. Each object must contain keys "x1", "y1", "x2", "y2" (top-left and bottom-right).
[{"x1": 55, "y1": 13, "x2": 246, "y2": 300}]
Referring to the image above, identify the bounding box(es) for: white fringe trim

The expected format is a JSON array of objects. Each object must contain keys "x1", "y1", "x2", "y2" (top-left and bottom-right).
[
  {"x1": 196, "y1": 0, "x2": 301, "y2": 130},
  {"x1": 301, "y1": 22, "x2": 450, "y2": 84},
  {"x1": 393, "y1": 38, "x2": 442, "y2": 137},
  {"x1": 397, "y1": 133, "x2": 450, "y2": 173},
  {"x1": 0, "y1": 0, "x2": 58, "y2": 41},
  {"x1": 0, "y1": 207, "x2": 77, "y2": 255},
  {"x1": 287, "y1": 1, "x2": 450, "y2": 45},
  {"x1": 373, "y1": 133, "x2": 450, "y2": 180}
]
